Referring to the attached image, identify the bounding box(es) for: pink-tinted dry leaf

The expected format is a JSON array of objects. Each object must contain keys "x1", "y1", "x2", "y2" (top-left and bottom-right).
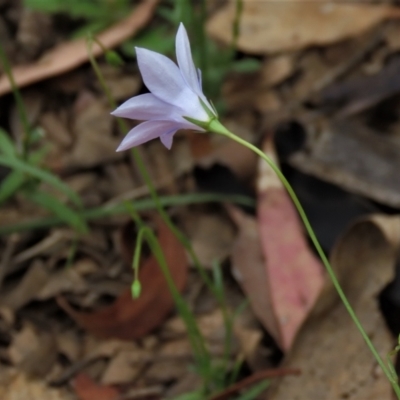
[
  {"x1": 57, "y1": 218, "x2": 188, "y2": 340},
  {"x1": 269, "y1": 215, "x2": 400, "y2": 399},
  {"x1": 72, "y1": 373, "x2": 120, "y2": 400},
  {"x1": 257, "y1": 138, "x2": 324, "y2": 350},
  {"x1": 0, "y1": 0, "x2": 158, "y2": 96},
  {"x1": 229, "y1": 205, "x2": 281, "y2": 345}
]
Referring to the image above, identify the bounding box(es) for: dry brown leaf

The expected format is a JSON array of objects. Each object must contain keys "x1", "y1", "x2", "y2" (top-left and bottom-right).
[
  {"x1": 100, "y1": 350, "x2": 142, "y2": 385},
  {"x1": 254, "y1": 90, "x2": 282, "y2": 114},
  {"x1": 0, "y1": 372, "x2": 73, "y2": 400},
  {"x1": 317, "y1": 56, "x2": 400, "y2": 116},
  {"x1": 1, "y1": 260, "x2": 50, "y2": 311},
  {"x1": 222, "y1": 73, "x2": 260, "y2": 111},
  {"x1": 16, "y1": 9, "x2": 53, "y2": 62},
  {"x1": 58, "y1": 93, "x2": 121, "y2": 170},
  {"x1": 384, "y1": 23, "x2": 400, "y2": 51},
  {"x1": 260, "y1": 55, "x2": 294, "y2": 88},
  {"x1": 269, "y1": 215, "x2": 400, "y2": 399},
  {"x1": 290, "y1": 50, "x2": 331, "y2": 101},
  {"x1": 36, "y1": 268, "x2": 87, "y2": 300},
  {"x1": 207, "y1": 2, "x2": 400, "y2": 54},
  {"x1": 58, "y1": 218, "x2": 188, "y2": 340},
  {"x1": 0, "y1": 0, "x2": 158, "y2": 96},
  {"x1": 55, "y1": 330, "x2": 81, "y2": 363},
  {"x1": 8, "y1": 323, "x2": 57, "y2": 378},
  {"x1": 185, "y1": 213, "x2": 236, "y2": 269},
  {"x1": 39, "y1": 112, "x2": 72, "y2": 148},
  {"x1": 290, "y1": 119, "x2": 400, "y2": 208},
  {"x1": 97, "y1": 64, "x2": 141, "y2": 101},
  {"x1": 143, "y1": 339, "x2": 194, "y2": 384},
  {"x1": 233, "y1": 313, "x2": 266, "y2": 371}
]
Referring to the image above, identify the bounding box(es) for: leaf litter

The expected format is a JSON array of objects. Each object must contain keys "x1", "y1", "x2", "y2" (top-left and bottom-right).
[{"x1": 1, "y1": 0, "x2": 400, "y2": 399}]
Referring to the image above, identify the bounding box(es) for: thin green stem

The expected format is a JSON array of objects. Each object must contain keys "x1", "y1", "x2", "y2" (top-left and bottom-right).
[
  {"x1": 212, "y1": 261, "x2": 234, "y2": 381},
  {"x1": 231, "y1": 0, "x2": 243, "y2": 54},
  {"x1": 208, "y1": 119, "x2": 400, "y2": 398},
  {"x1": 0, "y1": 45, "x2": 31, "y2": 159},
  {"x1": 126, "y1": 206, "x2": 212, "y2": 389}
]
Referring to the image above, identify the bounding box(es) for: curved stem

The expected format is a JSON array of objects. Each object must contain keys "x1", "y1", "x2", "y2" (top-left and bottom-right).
[
  {"x1": 208, "y1": 120, "x2": 400, "y2": 398},
  {"x1": 127, "y1": 208, "x2": 212, "y2": 389}
]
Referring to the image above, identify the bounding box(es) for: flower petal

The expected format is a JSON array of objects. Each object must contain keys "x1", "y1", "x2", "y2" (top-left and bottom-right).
[
  {"x1": 136, "y1": 47, "x2": 186, "y2": 104},
  {"x1": 175, "y1": 24, "x2": 215, "y2": 115},
  {"x1": 136, "y1": 47, "x2": 209, "y2": 121},
  {"x1": 176, "y1": 23, "x2": 201, "y2": 94},
  {"x1": 116, "y1": 120, "x2": 179, "y2": 151},
  {"x1": 160, "y1": 132, "x2": 175, "y2": 149},
  {"x1": 111, "y1": 93, "x2": 181, "y2": 121},
  {"x1": 197, "y1": 68, "x2": 202, "y2": 88}
]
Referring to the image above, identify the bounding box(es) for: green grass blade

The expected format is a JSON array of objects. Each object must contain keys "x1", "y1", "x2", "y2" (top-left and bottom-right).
[
  {"x1": 0, "y1": 128, "x2": 17, "y2": 157},
  {"x1": 0, "y1": 155, "x2": 82, "y2": 207},
  {"x1": 0, "y1": 171, "x2": 26, "y2": 204},
  {"x1": 0, "y1": 193, "x2": 254, "y2": 235},
  {"x1": 28, "y1": 190, "x2": 88, "y2": 233}
]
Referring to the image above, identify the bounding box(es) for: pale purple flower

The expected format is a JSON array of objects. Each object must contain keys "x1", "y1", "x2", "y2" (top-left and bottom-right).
[{"x1": 112, "y1": 23, "x2": 216, "y2": 151}]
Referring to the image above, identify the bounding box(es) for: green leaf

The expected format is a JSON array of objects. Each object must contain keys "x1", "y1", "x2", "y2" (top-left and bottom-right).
[
  {"x1": 0, "y1": 171, "x2": 26, "y2": 204},
  {"x1": 105, "y1": 50, "x2": 124, "y2": 67},
  {"x1": 0, "y1": 155, "x2": 82, "y2": 207},
  {"x1": 231, "y1": 58, "x2": 262, "y2": 74},
  {"x1": 0, "y1": 128, "x2": 17, "y2": 157},
  {"x1": 28, "y1": 190, "x2": 88, "y2": 233},
  {"x1": 0, "y1": 193, "x2": 254, "y2": 235},
  {"x1": 28, "y1": 146, "x2": 49, "y2": 165}
]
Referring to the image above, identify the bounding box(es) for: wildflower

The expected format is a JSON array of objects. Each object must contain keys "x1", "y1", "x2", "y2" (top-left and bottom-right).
[{"x1": 112, "y1": 23, "x2": 216, "y2": 151}]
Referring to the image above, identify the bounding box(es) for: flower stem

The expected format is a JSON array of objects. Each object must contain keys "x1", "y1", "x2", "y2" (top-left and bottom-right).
[
  {"x1": 208, "y1": 119, "x2": 400, "y2": 398},
  {"x1": 126, "y1": 206, "x2": 212, "y2": 390}
]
